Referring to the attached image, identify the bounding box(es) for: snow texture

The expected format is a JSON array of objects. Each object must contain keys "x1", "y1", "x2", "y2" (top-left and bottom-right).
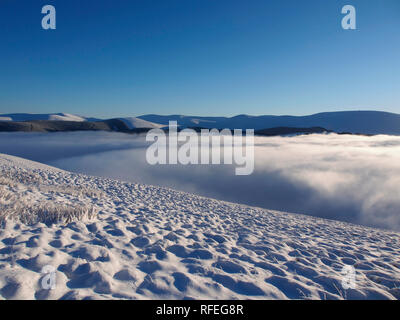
[{"x1": 0, "y1": 153, "x2": 399, "y2": 300}]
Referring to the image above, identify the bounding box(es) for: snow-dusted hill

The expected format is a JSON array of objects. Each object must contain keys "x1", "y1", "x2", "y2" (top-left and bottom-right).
[
  {"x1": 0, "y1": 113, "x2": 165, "y2": 130},
  {"x1": 3, "y1": 111, "x2": 400, "y2": 135},
  {"x1": 0, "y1": 153, "x2": 399, "y2": 300},
  {"x1": 117, "y1": 117, "x2": 165, "y2": 129},
  {"x1": 139, "y1": 111, "x2": 400, "y2": 135},
  {"x1": 0, "y1": 113, "x2": 98, "y2": 122}
]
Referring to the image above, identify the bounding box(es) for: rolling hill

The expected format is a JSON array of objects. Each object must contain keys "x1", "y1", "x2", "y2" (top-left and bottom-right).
[
  {"x1": 138, "y1": 111, "x2": 400, "y2": 135},
  {"x1": 2, "y1": 111, "x2": 400, "y2": 135}
]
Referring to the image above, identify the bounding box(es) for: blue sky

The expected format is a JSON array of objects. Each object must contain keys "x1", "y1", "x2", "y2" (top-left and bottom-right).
[{"x1": 0, "y1": 0, "x2": 399, "y2": 118}]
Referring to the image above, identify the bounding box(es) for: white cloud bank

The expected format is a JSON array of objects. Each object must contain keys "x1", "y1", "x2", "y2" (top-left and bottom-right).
[{"x1": 1, "y1": 131, "x2": 400, "y2": 230}]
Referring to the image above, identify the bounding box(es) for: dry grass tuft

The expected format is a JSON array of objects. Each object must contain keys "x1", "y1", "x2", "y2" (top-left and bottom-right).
[{"x1": 0, "y1": 169, "x2": 100, "y2": 225}]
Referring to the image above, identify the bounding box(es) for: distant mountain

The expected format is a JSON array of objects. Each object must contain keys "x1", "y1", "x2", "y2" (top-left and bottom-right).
[
  {"x1": 139, "y1": 111, "x2": 400, "y2": 135},
  {"x1": 137, "y1": 114, "x2": 226, "y2": 128},
  {"x1": 0, "y1": 119, "x2": 332, "y2": 137},
  {"x1": 0, "y1": 119, "x2": 150, "y2": 133},
  {"x1": 0, "y1": 113, "x2": 100, "y2": 122},
  {"x1": 117, "y1": 117, "x2": 165, "y2": 129},
  {"x1": 1, "y1": 111, "x2": 400, "y2": 135},
  {"x1": 255, "y1": 127, "x2": 330, "y2": 136},
  {"x1": 0, "y1": 113, "x2": 164, "y2": 130}
]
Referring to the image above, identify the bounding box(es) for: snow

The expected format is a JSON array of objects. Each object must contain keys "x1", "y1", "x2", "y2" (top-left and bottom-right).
[
  {"x1": 0, "y1": 153, "x2": 399, "y2": 300},
  {"x1": 48, "y1": 113, "x2": 88, "y2": 122},
  {"x1": 139, "y1": 111, "x2": 400, "y2": 135},
  {"x1": 117, "y1": 117, "x2": 164, "y2": 129},
  {"x1": 0, "y1": 113, "x2": 164, "y2": 129},
  {"x1": 3, "y1": 111, "x2": 400, "y2": 135},
  {"x1": 0, "y1": 113, "x2": 95, "y2": 122}
]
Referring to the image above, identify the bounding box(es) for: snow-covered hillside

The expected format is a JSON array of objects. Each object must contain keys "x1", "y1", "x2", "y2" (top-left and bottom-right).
[{"x1": 0, "y1": 153, "x2": 399, "y2": 300}]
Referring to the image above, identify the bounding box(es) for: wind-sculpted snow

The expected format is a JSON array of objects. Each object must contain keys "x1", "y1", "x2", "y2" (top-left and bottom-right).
[{"x1": 0, "y1": 153, "x2": 399, "y2": 300}]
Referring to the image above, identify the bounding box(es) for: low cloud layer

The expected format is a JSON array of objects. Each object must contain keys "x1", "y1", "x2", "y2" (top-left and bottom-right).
[{"x1": 1, "y1": 131, "x2": 400, "y2": 231}]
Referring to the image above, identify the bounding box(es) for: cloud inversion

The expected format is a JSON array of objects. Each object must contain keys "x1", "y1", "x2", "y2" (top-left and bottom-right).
[{"x1": 1, "y1": 131, "x2": 400, "y2": 230}]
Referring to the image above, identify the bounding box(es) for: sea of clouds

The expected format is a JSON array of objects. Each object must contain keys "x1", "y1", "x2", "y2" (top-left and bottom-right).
[{"x1": 1, "y1": 131, "x2": 400, "y2": 231}]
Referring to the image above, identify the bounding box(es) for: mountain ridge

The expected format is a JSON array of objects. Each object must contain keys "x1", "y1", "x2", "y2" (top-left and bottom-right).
[
  {"x1": 1, "y1": 110, "x2": 400, "y2": 135},
  {"x1": 138, "y1": 110, "x2": 400, "y2": 134}
]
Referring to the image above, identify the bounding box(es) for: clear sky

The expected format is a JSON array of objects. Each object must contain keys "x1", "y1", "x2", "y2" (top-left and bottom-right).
[{"x1": 0, "y1": 0, "x2": 399, "y2": 118}]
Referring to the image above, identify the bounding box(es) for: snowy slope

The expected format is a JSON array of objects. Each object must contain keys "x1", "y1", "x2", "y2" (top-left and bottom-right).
[
  {"x1": 0, "y1": 113, "x2": 98, "y2": 122},
  {"x1": 0, "y1": 153, "x2": 399, "y2": 300}
]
